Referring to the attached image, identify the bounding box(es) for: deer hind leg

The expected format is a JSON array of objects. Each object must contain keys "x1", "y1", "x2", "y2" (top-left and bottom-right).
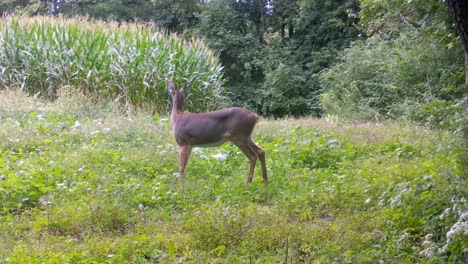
[
  {"x1": 248, "y1": 140, "x2": 268, "y2": 184},
  {"x1": 232, "y1": 141, "x2": 258, "y2": 184},
  {"x1": 178, "y1": 145, "x2": 192, "y2": 187}
]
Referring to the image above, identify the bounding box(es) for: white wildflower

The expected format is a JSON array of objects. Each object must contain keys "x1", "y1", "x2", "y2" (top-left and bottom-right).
[
  {"x1": 365, "y1": 198, "x2": 372, "y2": 204},
  {"x1": 92, "y1": 119, "x2": 102, "y2": 125},
  {"x1": 439, "y1": 208, "x2": 451, "y2": 220},
  {"x1": 396, "y1": 232, "x2": 410, "y2": 249},
  {"x1": 423, "y1": 175, "x2": 433, "y2": 181},
  {"x1": 422, "y1": 240, "x2": 432, "y2": 247},
  {"x1": 438, "y1": 245, "x2": 447, "y2": 254},
  {"x1": 193, "y1": 147, "x2": 204, "y2": 154},
  {"x1": 389, "y1": 194, "x2": 402, "y2": 207},
  {"x1": 446, "y1": 211, "x2": 468, "y2": 243},
  {"x1": 420, "y1": 245, "x2": 436, "y2": 258},
  {"x1": 326, "y1": 139, "x2": 340, "y2": 147},
  {"x1": 212, "y1": 153, "x2": 228, "y2": 161},
  {"x1": 72, "y1": 120, "x2": 80, "y2": 128},
  {"x1": 37, "y1": 113, "x2": 46, "y2": 120},
  {"x1": 173, "y1": 172, "x2": 180, "y2": 177},
  {"x1": 39, "y1": 198, "x2": 52, "y2": 206},
  {"x1": 450, "y1": 196, "x2": 465, "y2": 204},
  {"x1": 420, "y1": 234, "x2": 437, "y2": 258},
  {"x1": 389, "y1": 187, "x2": 412, "y2": 207}
]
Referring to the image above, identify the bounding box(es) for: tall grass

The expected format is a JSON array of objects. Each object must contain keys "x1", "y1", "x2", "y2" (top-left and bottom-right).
[
  {"x1": 0, "y1": 90, "x2": 466, "y2": 262},
  {"x1": 0, "y1": 16, "x2": 226, "y2": 112}
]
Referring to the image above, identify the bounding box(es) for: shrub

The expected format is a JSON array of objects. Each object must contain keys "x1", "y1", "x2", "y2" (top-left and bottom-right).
[
  {"x1": 319, "y1": 29, "x2": 465, "y2": 127},
  {"x1": 260, "y1": 64, "x2": 320, "y2": 117}
]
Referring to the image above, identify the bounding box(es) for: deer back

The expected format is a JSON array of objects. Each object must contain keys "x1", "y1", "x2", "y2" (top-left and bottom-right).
[{"x1": 172, "y1": 107, "x2": 258, "y2": 147}]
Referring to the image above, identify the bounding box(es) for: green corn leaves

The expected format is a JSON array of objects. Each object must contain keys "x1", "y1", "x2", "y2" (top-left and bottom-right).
[{"x1": 0, "y1": 16, "x2": 226, "y2": 113}]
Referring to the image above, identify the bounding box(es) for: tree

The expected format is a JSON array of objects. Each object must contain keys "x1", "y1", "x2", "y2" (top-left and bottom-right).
[
  {"x1": 320, "y1": 0, "x2": 465, "y2": 127},
  {"x1": 291, "y1": 0, "x2": 360, "y2": 69},
  {"x1": 446, "y1": 0, "x2": 468, "y2": 175},
  {"x1": 446, "y1": 0, "x2": 468, "y2": 115},
  {"x1": 151, "y1": 0, "x2": 202, "y2": 33},
  {"x1": 268, "y1": 0, "x2": 298, "y2": 41},
  {"x1": 199, "y1": 0, "x2": 264, "y2": 109},
  {"x1": 0, "y1": 0, "x2": 46, "y2": 15}
]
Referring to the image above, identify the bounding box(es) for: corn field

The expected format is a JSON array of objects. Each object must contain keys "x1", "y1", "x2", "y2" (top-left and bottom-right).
[{"x1": 0, "y1": 16, "x2": 226, "y2": 112}]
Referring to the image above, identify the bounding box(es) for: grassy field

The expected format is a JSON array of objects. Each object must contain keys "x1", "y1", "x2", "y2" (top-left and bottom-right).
[{"x1": 0, "y1": 89, "x2": 466, "y2": 263}]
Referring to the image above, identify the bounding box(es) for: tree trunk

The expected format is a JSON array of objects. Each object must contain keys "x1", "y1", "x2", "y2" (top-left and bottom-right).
[
  {"x1": 259, "y1": 0, "x2": 266, "y2": 42},
  {"x1": 465, "y1": 51, "x2": 468, "y2": 117},
  {"x1": 446, "y1": 0, "x2": 468, "y2": 178},
  {"x1": 281, "y1": 17, "x2": 286, "y2": 41},
  {"x1": 288, "y1": 22, "x2": 294, "y2": 38},
  {"x1": 447, "y1": 1, "x2": 468, "y2": 79},
  {"x1": 462, "y1": 49, "x2": 468, "y2": 179},
  {"x1": 447, "y1": 0, "x2": 468, "y2": 117}
]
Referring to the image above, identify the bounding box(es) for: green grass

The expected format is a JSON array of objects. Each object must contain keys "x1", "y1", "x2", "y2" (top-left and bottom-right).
[{"x1": 0, "y1": 90, "x2": 466, "y2": 263}]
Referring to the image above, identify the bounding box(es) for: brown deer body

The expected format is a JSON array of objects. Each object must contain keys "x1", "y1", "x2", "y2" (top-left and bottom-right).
[{"x1": 166, "y1": 81, "x2": 268, "y2": 186}]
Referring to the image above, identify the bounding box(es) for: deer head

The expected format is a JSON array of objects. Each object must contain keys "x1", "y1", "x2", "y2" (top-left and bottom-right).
[{"x1": 166, "y1": 81, "x2": 188, "y2": 113}]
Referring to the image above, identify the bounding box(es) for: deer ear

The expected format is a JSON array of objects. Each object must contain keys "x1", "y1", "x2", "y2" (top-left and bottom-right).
[
  {"x1": 181, "y1": 81, "x2": 190, "y2": 93},
  {"x1": 166, "y1": 81, "x2": 175, "y2": 95}
]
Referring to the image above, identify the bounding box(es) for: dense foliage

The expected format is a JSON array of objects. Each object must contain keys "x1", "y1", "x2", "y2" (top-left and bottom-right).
[
  {"x1": 1, "y1": 0, "x2": 465, "y2": 125},
  {"x1": 0, "y1": 16, "x2": 225, "y2": 112},
  {"x1": 198, "y1": 0, "x2": 360, "y2": 117},
  {"x1": 0, "y1": 1, "x2": 466, "y2": 263},
  {"x1": 320, "y1": 0, "x2": 466, "y2": 129},
  {"x1": 320, "y1": 29, "x2": 464, "y2": 124},
  {"x1": 0, "y1": 90, "x2": 466, "y2": 262},
  {"x1": 1, "y1": 0, "x2": 360, "y2": 118}
]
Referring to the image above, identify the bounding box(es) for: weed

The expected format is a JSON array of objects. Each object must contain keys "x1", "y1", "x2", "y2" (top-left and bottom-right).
[{"x1": 0, "y1": 91, "x2": 466, "y2": 262}]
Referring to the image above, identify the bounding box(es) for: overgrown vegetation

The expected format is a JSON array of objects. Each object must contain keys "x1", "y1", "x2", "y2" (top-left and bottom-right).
[
  {"x1": 0, "y1": 1, "x2": 466, "y2": 262},
  {"x1": 320, "y1": 0, "x2": 466, "y2": 130},
  {"x1": 320, "y1": 29, "x2": 464, "y2": 124},
  {"x1": 1, "y1": 90, "x2": 466, "y2": 262},
  {"x1": 2, "y1": 0, "x2": 465, "y2": 126},
  {"x1": 0, "y1": 16, "x2": 225, "y2": 113}
]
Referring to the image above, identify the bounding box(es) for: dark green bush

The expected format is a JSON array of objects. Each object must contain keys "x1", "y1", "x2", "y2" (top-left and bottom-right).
[{"x1": 319, "y1": 29, "x2": 465, "y2": 128}]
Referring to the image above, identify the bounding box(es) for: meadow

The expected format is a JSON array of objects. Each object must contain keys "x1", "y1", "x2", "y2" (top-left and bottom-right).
[
  {"x1": 0, "y1": 89, "x2": 466, "y2": 263},
  {"x1": 0, "y1": 15, "x2": 466, "y2": 263}
]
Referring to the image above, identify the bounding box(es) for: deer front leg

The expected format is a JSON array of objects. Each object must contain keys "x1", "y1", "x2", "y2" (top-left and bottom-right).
[{"x1": 178, "y1": 145, "x2": 191, "y2": 187}]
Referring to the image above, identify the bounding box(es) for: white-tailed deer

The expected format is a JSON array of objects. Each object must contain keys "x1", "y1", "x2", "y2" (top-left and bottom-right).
[{"x1": 166, "y1": 81, "x2": 268, "y2": 186}]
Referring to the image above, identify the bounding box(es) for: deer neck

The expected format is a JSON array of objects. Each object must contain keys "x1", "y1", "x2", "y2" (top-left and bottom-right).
[{"x1": 171, "y1": 99, "x2": 184, "y2": 126}]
